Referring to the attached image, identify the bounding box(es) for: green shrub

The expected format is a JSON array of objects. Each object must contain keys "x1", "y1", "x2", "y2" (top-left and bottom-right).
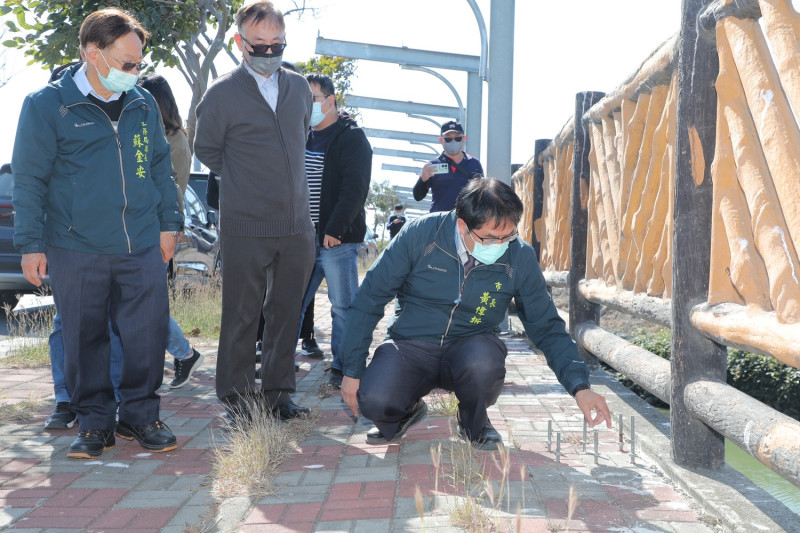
[{"x1": 626, "y1": 330, "x2": 800, "y2": 421}]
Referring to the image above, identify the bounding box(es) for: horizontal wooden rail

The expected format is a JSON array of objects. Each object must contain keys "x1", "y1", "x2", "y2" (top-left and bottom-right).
[
  {"x1": 691, "y1": 303, "x2": 800, "y2": 368},
  {"x1": 684, "y1": 379, "x2": 800, "y2": 489},
  {"x1": 542, "y1": 270, "x2": 569, "y2": 288},
  {"x1": 573, "y1": 321, "x2": 671, "y2": 404},
  {"x1": 578, "y1": 280, "x2": 672, "y2": 327}
]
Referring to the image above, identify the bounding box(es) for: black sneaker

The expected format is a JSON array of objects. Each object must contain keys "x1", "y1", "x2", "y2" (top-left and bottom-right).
[
  {"x1": 301, "y1": 337, "x2": 324, "y2": 359},
  {"x1": 67, "y1": 429, "x2": 115, "y2": 459},
  {"x1": 456, "y1": 419, "x2": 503, "y2": 450},
  {"x1": 44, "y1": 402, "x2": 77, "y2": 430},
  {"x1": 366, "y1": 399, "x2": 428, "y2": 444},
  {"x1": 116, "y1": 420, "x2": 178, "y2": 452},
  {"x1": 169, "y1": 348, "x2": 204, "y2": 388},
  {"x1": 328, "y1": 368, "x2": 344, "y2": 389}
]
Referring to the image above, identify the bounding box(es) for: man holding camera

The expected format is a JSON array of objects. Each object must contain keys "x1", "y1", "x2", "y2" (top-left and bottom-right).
[{"x1": 413, "y1": 120, "x2": 484, "y2": 213}]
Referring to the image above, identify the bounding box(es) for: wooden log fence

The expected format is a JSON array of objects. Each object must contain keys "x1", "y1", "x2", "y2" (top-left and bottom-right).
[{"x1": 512, "y1": 0, "x2": 800, "y2": 488}]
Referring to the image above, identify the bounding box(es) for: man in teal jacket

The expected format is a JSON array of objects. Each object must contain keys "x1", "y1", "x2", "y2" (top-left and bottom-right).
[
  {"x1": 340, "y1": 178, "x2": 611, "y2": 450},
  {"x1": 12, "y1": 8, "x2": 183, "y2": 459}
]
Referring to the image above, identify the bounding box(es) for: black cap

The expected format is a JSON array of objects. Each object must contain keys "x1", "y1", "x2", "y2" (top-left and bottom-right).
[
  {"x1": 440, "y1": 120, "x2": 464, "y2": 135},
  {"x1": 394, "y1": 204, "x2": 404, "y2": 210}
]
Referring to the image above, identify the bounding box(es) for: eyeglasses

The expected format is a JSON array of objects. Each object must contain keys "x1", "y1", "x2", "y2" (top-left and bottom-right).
[
  {"x1": 469, "y1": 228, "x2": 518, "y2": 245},
  {"x1": 443, "y1": 136, "x2": 464, "y2": 143},
  {"x1": 100, "y1": 50, "x2": 148, "y2": 72},
  {"x1": 241, "y1": 36, "x2": 287, "y2": 55},
  {"x1": 312, "y1": 94, "x2": 331, "y2": 101}
]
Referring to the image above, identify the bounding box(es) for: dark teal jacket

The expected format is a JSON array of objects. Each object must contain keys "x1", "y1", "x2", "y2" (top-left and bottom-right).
[
  {"x1": 12, "y1": 63, "x2": 182, "y2": 255},
  {"x1": 339, "y1": 211, "x2": 590, "y2": 395}
]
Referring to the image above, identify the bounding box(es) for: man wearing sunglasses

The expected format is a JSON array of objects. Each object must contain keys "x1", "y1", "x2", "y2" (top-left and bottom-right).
[
  {"x1": 413, "y1": 120, "x2": 484, "y2": 213},
  {"x1": 194, "y1": 1, "x2": 315, "y2": 423},
  {"x1": 12, "y1": 8, "x2": 183, "y2": 458},
  {"x1": 338, "y1": 179, "x2": 612, "y2": 450}
]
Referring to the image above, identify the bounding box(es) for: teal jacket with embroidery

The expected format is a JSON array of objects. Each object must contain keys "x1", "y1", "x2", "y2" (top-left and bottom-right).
[
  {"x1": 339, "y1": 210, "x2": 590, "y2": 394},
  {"x1": 12, "y1": 63, "x2": 182, "y2": 255}
]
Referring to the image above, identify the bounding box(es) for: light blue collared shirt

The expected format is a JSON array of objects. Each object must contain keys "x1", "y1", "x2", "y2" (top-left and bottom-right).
[
  {"x1": 243, "y1": 59, "x2": 279, "y2": 111},
  {"x1": 72, "y1": 63, "x2": 122, "y2": 103}
]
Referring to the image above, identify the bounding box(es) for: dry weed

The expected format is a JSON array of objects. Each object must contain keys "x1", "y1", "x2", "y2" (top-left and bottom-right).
[
  {"x1": 210, "y1": 400, "x2": 318, "y2": 498},
  {"x1": 0, "y1": 396, "x2": 47, "y2": 422}
]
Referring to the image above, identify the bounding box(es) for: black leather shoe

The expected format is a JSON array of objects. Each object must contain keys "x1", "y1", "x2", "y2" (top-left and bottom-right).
[
  {"x1": 45, "y1": 402, "x2": 77, "y2": 430},
  {"x1": 274, "y1": 400, "x2": 310, "y2": 421},
  {"x1": 457, "y1": 419, "x2": 503, "y2": 450},
  {"x1": 169, "y1": 348, "x2": 204, "y2": 388},
  {"x1": 116, "y1": 420, "x2": 178, "y2": 452},
  {"x1": 366, "y1": 399, "x2": 427, "y2": 444},
  {"x1": 67, "y1": 429, "x2": 115, "y2": 459}
]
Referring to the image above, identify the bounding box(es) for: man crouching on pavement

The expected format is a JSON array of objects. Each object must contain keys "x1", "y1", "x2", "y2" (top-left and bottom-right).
[{"x1": 338, "y1": 178, "x2": 611, "y2": 450}]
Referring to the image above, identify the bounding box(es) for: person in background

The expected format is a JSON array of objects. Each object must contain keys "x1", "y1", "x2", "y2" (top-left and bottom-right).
[
  {"x1": 386, "y1": 204, "x2": 406, "y2": 240},
  {"x1": 339, "y1": 179, "x2": 612, "y2": 450},
  {"x1": 12, "y1": 8, "x2": 182, "y2": 458},
  {"x1": 139, "y1": 74, "x2": 204, "y2": 389},
  {"x1": 297, "y1": 72, "x2": 372, "y2": 389},
  {"x1": 194, "y1": 1, "x2": 315, "y2": 422},
  {"x1": 413, "y1": 120, "x2": 483, "y2": 213}
]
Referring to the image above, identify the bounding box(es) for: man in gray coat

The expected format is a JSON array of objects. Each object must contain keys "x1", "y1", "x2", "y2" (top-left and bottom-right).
[{"x1": 194, "y1": 1, "x2": 314, "y2": 421}]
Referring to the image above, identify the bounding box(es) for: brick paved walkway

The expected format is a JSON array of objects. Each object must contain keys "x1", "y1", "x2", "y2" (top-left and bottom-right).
[{"x1": 0, "y1": 292, "x2": 790, "y2": 532}]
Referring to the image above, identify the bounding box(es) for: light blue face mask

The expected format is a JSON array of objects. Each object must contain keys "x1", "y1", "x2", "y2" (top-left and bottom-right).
[
  {"x1": 309, "y1": 101, "x2": 326, "y2": 127},
  {"x1": 98, "y1": 51, "x2": 139, "y2": 93},
  {"x1": 471, "y1": 240, "x2": 509, "y2": 265},
  {"x1": 467, "y1": 229, "x2": 510, "y2": 265}
]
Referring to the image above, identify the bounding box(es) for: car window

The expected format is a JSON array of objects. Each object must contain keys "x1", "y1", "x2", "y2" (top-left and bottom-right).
[
  {"x1": 0, "y1": 170, "x2": 13, "y2": 197},
  {"x1": 183, "y1": 186, "x2": 207, "y2": 225}
]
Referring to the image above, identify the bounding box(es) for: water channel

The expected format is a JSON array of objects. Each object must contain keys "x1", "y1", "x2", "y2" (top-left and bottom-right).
[{"x1": 653, "y1": 407, "x2": 800, "y2": 514}]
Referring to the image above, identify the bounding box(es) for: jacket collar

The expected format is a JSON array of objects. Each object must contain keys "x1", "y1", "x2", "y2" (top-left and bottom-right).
[{"x1": 55, "y1": 62, "x2": 145, "y2": 107}]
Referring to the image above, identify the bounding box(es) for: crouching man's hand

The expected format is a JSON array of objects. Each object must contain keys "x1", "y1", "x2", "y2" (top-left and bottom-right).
[
  {"x1": 341, "y1": 376, "x2": 360, "y2": 418},
  {"x1": 575, "y1": 388, "x2": 612, "y2": 428}
]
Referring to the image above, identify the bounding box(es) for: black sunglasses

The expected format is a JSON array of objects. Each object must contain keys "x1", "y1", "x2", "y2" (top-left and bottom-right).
[
  {"x1": 443, "y1": 136, "x2": 464, "y2": 143},
  {"x1": 241, "y1": 36, "x2": 287, "y2": 56}
]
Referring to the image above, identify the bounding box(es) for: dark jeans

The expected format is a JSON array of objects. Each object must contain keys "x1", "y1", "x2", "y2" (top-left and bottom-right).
[
  {"x1": 357, "y1": 333, "x2": 507, "y2": 439},
  {"x1": 217, "y1": 231, "x2": 315, "y2": 408},
  {"x1": 47, "y1": 245, "x2": 169, "y2": 430}
]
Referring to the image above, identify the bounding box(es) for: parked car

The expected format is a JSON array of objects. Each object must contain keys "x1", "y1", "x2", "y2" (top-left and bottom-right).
[
  {"x1": 0, "y1": 163, "x2": 40, "y2": 302},
  {"x1": 171, "y1": 184, "x2": 220, "y2": 289},
  {"x1": 0, "y1": 163, "x2": 219, "y2": 300}
]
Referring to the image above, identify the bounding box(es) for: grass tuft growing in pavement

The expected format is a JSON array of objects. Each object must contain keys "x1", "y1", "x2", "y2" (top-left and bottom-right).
[
  {"x1": 427, "y1": 389, "x2": 459, "y2": 417},
  {"x1": 211, "y1": 400, "x2": 318, "y2": 498},
  {"x1": 0, "y1": 396, "x2": 47, "y2": 422}
]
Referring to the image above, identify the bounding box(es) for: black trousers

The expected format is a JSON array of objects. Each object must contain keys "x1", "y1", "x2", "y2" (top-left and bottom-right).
[
  {"x1": 357, "y1": 333, "x2": 507, "y2": 440},
  {"x1": 217, "y1": 230, "x2": 315, "y2": 408},
  {"x1": 47, "y1": 245, "x2": 169, "y2": 430}
]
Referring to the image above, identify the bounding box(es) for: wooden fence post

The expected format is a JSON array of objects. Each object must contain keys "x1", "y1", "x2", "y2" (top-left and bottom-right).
[
  {"x1": 531, "y1": 138, "x2": 551, "y2": 261},
  {"x1": 570, "y1": 92, "x2": 605, "y2": 369},
  {"x1": 671, "y1": 0, "x2": 727, "y2": 469}
]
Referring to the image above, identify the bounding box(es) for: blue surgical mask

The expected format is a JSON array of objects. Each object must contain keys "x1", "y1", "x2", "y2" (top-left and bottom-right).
[
  {"x1": 467, "y1": 230, "x2": 510, "y2": 265},
  {"x1": 471, "y1": 241, "x2": 509, "y2": 265},
  {"x1": 98, "y1": 51, "x2": 139, "y2": 93},
  {"x1": 309, "y1": 101, "x2": 326, "y2": 127}
]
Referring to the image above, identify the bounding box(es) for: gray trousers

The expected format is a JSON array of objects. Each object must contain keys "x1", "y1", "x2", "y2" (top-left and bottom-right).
[
  {"x1": 357, "y1": 333, "x2": 507, "y2": 439},
  {"x1": 216, "y1": 230, "x2": 315, "y2": 408}
]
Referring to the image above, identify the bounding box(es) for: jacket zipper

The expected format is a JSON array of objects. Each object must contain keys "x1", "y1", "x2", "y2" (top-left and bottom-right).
[
  {"x1": 66, "y1": 97, "x2": 144, "y2": 253},
  {"x1": 434, "y1": 238, "x2": 511, "y2": 345}
]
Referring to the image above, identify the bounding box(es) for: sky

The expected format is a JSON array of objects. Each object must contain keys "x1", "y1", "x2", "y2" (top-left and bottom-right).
[{"x1": 0, "y1": 0, "x2": 682, "y2": 188}]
